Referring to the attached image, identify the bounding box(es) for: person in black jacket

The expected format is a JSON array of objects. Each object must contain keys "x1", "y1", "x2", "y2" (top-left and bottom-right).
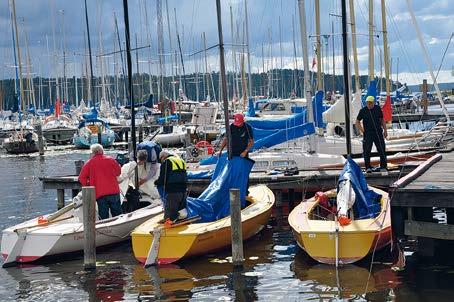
[
  {"x1": 154, "y1": 151, "x2": 187, "y2": 222},
  {"x1": 356, "y1": 96, "x2": 388, "y2": 172}
]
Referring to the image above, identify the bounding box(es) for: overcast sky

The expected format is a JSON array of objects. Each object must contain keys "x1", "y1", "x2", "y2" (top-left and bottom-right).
[{"x1": 0, "y1": 0, "x2": 453, "y2": 85}]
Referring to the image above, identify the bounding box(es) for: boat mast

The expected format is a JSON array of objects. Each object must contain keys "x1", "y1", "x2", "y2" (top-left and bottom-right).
[
  {"x1": 229, "y1": 6, "x2": 237, "y2": 101},
  {"x1": 342, "y1": 0, "x2": 352, "y2": 155},
  {"x1": 279, "y1": 16, "x2": 284, "y2": 98},
  {"x1": 292, "y1": 15, "x2": 298, "y2": 95},
  {"x1": 215, "y1": 0, "x2": 232, "y2": 159},
  {"x1": 380, "y1": 0, "x2": 391, "y2": 103},
  {"x1": 74, "y1": 53, "x2": 79, "y2": 106},
  {"x1": 122, "y1": 0, "x2": 137, "y2": 160},
  {"x1": 315, "y1": 0, "x2": 322, "y2": 92},
  {"x1": 9, "y1": 10, "x2": 20, "y2": 110},
  {"x1": 368, "y1": 0, "x2": 374, "y2": 81},
  {"x1": 165, "y1": 0, "x2": 176, "y2": 101},
  {"x1": 406, "y1": 0, "x2": 449, "y2": 122},
  {"x1": 244, "y1": 0, "x2": 252, "y2": 98},
  {"x1": 84, "y1": 0, "x2": 95, "y2": 107},
  {"x1": 348, "y1": 0, "x2": 360, "y2": 92},
  {"x1": 203, "y1": 32, "x2": 210, "y2": 101},
  {"x1": 174, "y1": 8, "x2": 186, "y2": 95},
  {"x1": 156, "y1": 0, "x2": 165, "y2": 108},
  {"x1": 10, "y1": 0, "x2": 25, "y2": 112}
]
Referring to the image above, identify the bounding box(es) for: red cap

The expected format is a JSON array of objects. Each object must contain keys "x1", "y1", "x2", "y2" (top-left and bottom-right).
[{"x1": 233, "y1": 113, "x2": 244, "y2": 126}]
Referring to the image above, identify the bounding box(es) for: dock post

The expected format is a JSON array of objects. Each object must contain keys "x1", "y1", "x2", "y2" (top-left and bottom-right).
[
  {"x1": 138, "y1": 125, "x2": 143, "y2": 143},
  {"x1": 274, "y1": 190, "x2": 282, "y2": 207},
  {"x1": 57, "y1": 189, "x2": 65, "y2": 209},
  {"x1": 185, "y1": 128, "x2": 191, "y2": 146},
  {"x1": 229, "y1": 189, "x2": 244, "y2": 267},
  {"x1": 36, "y1": 123, "x2": 45, "y2": 155},
  {"x1": 97, "y1": 131, "x2": 102, "y2": 144},
  {"x1": 75, "y1": 160, "x2": 85, "y2": 175},
  {"x1": 82, "y1": 186, "x2": 96, "y2": 270},
  {"x1": 422, "y1": 79, "x2": 428, "y2": 115},
  {"x1": 288, "y1": 189, "x2": 295, "y2": 210}
]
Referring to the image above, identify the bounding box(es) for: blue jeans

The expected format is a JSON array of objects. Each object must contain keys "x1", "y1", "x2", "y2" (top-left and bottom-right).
[{"x1": 97, "y1": 194, "x2": 122, "y2": 220}]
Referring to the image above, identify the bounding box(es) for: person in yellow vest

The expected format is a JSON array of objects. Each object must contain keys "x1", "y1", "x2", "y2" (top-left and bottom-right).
[{"x1": 154, "y1": 150, "x2": 187, "y2": 222}]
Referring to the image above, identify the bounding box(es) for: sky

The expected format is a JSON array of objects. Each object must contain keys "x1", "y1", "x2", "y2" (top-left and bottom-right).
[{"x1": 0, "y1": 0, "x2": 453, "y2": 86}]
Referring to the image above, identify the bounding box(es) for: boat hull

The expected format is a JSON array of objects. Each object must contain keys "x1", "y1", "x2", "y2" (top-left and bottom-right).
[
  {"x1": 73, "y1": 132, "x2": 115, "y2": 148},
  {"x1": 131, "y1": 185, "x2": 275, "y2": 264},
  {"x1": 3, "y1": 140, "x2": 38, "y2": 154},
  {"x1": 288, "y1": 187, "x2": 392, "y2": 265},
  {"x1": 1, "y1": 205, "x2": 163, "y2": 264}
]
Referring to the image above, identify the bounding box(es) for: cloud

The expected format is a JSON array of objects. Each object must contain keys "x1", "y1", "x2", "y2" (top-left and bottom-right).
[{"x1": 0, "y1": 0, "x2": 453, "y2": 87}]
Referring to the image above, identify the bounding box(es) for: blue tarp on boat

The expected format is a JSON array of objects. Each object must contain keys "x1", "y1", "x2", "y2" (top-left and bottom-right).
[
  {"x1": 246, "y1": 111, "x2": 306, "y2": 130},
  {"x1": 186, "y1": 157, "x2": 254, "y2": 222},
  {"x1": 252, "y1": 123, "x2": 315, "y2": 151},
  {"x1": 156, "y1": 114, "x2": 179, "y2": 124},
  {"x1": 337, "y1": 157, "x2": 382, "y2": 219}
]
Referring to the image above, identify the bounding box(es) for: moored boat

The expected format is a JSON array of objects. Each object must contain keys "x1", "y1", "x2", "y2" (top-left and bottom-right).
[
  {"x1": 1, "y1": 201, "x2": 162, "y2": 265},
  {"x1": 131, "y1": 184, "x2": 274, "y2": 265},
  {"x1": 73, "y1": 118, "x2": 116, "y2": 148},
  {"x1": 288, "y1": 158, "x2": 392, "y2": 265}
]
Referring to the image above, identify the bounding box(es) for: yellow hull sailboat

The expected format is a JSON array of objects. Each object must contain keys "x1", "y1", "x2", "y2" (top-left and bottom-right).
[
  {"x1": 131, "y1": 185, "x2": 274, "y2": 265},
  {"x1": 288, "y1": 187, "x2": 391, "y2": 265}
]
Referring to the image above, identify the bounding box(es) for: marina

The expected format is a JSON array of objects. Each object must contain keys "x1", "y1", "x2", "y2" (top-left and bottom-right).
[{"x1": 1, "y1": 0, "x2": 454, "y2": 301}]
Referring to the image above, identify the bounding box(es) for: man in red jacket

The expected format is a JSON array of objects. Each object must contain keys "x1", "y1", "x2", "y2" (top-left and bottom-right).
[{"x1": 78, "y1": 144, "x2": 122, "y2": 220}]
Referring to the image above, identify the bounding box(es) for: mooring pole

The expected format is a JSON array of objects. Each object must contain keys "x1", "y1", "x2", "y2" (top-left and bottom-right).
[
  {"x1": 36, "y1": 123, "x2": 44, "y2": 155},
  {"x1": 229, "y1": 189, "x2": 244, "y2": 267},
  {"x1": 82, "y1": 186, "x2": 96, "y2": 270}
]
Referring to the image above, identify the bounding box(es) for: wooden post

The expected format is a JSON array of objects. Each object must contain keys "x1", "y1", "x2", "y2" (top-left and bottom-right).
[
  {"x1": 82, "y1": 186, "x2": 96, "y2": 270},
  {"x1": 97, "y1": 131, "x2": 102, "y2": 144},
  {"x1": 185, "y1": 128, "x2": 191, "y2": 147},
  {"x1": 138, "y1": 125, "x2": 143, "y2": 143},
  {"x1": 75, "y1": 160, "x2": 85, "y2": 175},
  {"x1": 57, "y1": 189, "x2": 65, "y2": 209},
  {"x1": 288, "y1": 189, "x2": 295, "y2": 210},
  {"x1": 36, "y1": 123, "x2": 44, "y2": 155},
  {"x1": 229, "y1": 189, "x2": 244, "y2": 267},
  {"x1": 274, "y1": 190, "x2": 282, "y2": 207},
  {"x1": 422, "y1": 79, "x2": 428, "y2": 115}
]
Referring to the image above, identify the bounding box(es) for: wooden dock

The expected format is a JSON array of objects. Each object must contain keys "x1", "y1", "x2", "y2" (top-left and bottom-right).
[
  {"x1": 391, "y1": 150, "x2": 454, "y2": 258},
  {"x1": 41, "y1": 166, "x2": 412, "y2": 209}
]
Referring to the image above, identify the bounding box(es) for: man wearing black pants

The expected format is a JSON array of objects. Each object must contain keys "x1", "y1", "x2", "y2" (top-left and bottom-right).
[{"x1": 355, "y1": 96, "x2": 388, "y2": 173}]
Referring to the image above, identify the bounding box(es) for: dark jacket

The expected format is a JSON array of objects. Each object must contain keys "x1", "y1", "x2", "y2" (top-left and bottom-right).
[{"x1": 154, "y1": 156, "x2": 187, "y2": 193}]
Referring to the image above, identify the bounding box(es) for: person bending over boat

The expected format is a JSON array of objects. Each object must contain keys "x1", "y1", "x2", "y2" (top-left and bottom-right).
[
  {"x1": 218, "y1": 113, "x2": 254, "y2": 158},
  {"x1": 154, "y1": 151, "x2": 188, "y2": 222},
  {"x1": 78, "y1": 143, "x2": 122, "y2": 220},
  {"x1": 355, "y1": 96, "x2": 388, "y2": 173}
]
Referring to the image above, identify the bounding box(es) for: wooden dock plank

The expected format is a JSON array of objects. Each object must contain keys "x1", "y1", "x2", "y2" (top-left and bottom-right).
[{"x1": 405, "y1": 220, "x2": 454, "y2": 240}]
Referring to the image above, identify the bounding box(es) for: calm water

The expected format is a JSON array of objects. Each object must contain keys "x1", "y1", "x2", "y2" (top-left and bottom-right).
[{"x1": 1, "y1": 150, "x2": 454, "y2": 301}]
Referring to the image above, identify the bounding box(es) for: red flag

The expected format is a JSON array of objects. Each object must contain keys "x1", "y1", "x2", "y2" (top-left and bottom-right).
[{"x1": 382, "y1": 95, "x2": 392, "y2": 122}]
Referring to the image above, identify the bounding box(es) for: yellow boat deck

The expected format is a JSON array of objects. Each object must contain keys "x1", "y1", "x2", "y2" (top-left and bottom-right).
[{"x1": 131, "y1": 185, "x2": 275, "y2": 264}]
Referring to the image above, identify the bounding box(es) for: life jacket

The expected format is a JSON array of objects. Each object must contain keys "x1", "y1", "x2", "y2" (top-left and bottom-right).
[{"x1": 167, "y1": 156, "x2": 187, "y2": 171}]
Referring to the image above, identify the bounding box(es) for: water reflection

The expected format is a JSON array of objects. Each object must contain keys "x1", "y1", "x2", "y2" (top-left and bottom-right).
[{"x1": 291, "y1": 250, "x2": 399, "y2": 300}]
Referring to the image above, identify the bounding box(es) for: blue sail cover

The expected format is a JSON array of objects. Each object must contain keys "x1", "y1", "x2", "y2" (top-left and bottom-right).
[
  {"x1": 252, "y1": 123, "x2": 315, "y2": 151},
  {"x1": 246, "y1": 97, "x2": 255, "y2": 117},
  {"x1": 82, "y1": 108, "x2": 98, "y2": 120},
  {"x1": 337, "y1": 157, "x2": 382, "y2": 219},
  {"x1": 313, "y1": 91, "x2": 326, "y2": 129},
  {"x1": 156, "y1": 114, "x2": 179, "y2": 124},
  {"x1": 361, "y1": 80, "x2": 378, "y2": 107},
  {"x1": 187, "y1": 157, "x2": 254, "y2": 222},
  {"x1": 246, "y1": 111, "x2": 306, "y2": 130}
]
